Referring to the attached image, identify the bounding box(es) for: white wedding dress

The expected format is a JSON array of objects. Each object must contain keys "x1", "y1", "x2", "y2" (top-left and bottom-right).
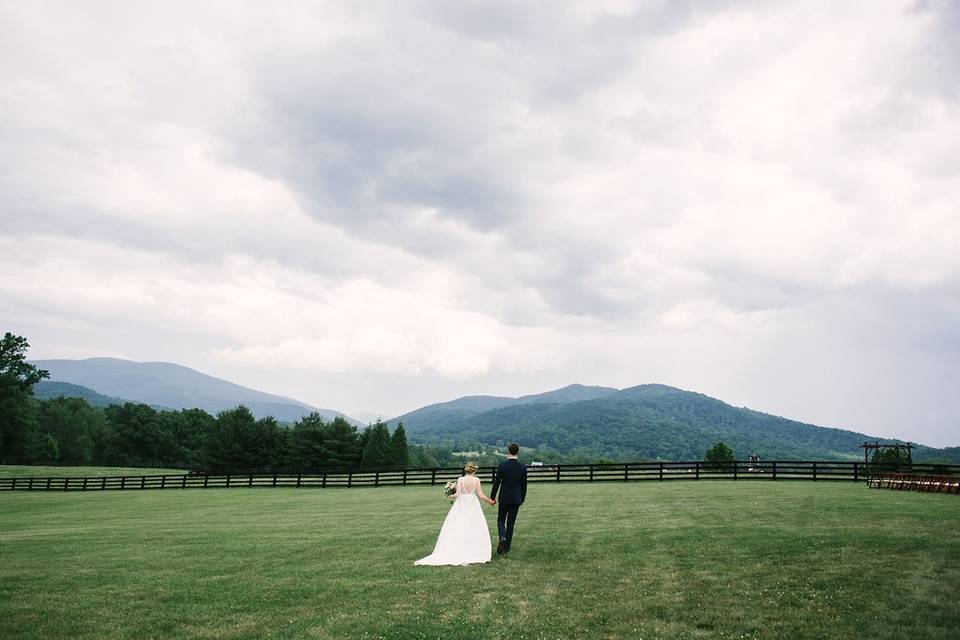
[{"x1": 415, "y1": 475, "x2": 492, "y2": 566}]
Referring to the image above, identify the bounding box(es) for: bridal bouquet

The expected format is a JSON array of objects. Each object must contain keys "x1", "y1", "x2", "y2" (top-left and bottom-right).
[{"x1": 443, "y1": 480, "x2": 457, "y2": 499}]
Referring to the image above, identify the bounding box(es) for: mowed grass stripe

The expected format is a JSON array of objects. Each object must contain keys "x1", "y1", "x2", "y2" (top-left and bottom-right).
[{"x1": 1, "y1": 482, "x2": 958, "y2": 640}]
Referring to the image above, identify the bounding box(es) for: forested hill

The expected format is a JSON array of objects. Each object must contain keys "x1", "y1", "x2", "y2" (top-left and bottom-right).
[
  {"x1": 389, "y1": 384, "x2": 618, "y2": 432},
  {"x1": 390, "y1": 384, "x2": 958, "y2": 462},
  {"x1": 30, "y1": 358, "x2": 357, "y2": 424},
  {"x1": 33, "y1": 381, "x2": 148, "y2": 408}
]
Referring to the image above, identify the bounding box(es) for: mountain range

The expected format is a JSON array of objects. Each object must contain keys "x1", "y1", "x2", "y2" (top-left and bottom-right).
[
  {"x1": 29, "y1": 359, "x2": 959, "y2": 463},
  {"x1": 390, "y1": 383, "x2": 958, "y2": 462},
  {"x1": 31, "y1": 358, "x2": 357, "y2": 424}
]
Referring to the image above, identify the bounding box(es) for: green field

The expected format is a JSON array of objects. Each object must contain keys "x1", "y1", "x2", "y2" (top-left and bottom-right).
[{"x1": 1, "y1": 480, "x2": 958, "y2": 640}]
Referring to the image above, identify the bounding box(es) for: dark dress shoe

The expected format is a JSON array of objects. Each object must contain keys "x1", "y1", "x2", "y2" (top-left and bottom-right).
[{"x1": 496, "y1": 539, "x2": 506, "y2": 554}]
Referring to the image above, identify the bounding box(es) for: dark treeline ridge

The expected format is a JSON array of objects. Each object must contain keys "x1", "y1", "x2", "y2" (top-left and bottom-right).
[
  {"x1": 5, "y1": 395, "x2": 431, "y2": 472},
  {"x1": 1, "y1": 394, "x2": 631, "y2": 472}
]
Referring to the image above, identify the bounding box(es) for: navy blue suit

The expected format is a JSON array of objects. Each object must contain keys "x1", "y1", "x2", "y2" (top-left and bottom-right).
[{"x1": 490, "y1": 458, "x2": 527, "y2": 551}]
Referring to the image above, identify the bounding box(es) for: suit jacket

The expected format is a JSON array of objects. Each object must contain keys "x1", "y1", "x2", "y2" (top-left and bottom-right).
[{"x1": 490, "y1": 458, "x2": 527, "y2": 505}]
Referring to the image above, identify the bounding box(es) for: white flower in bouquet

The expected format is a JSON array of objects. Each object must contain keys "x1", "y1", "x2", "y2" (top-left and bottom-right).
[{"x1": 443, "y1": 480, "x2": 457, "y2": 499}]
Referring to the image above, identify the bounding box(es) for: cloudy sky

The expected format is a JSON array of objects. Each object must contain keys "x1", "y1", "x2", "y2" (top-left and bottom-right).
[{"x1": 2, "y1": 1, "x2": 958, "y2": 446}]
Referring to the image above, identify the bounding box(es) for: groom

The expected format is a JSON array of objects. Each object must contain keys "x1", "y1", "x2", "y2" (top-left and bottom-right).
[{"x1": 490, "y1": 442, "x2": 527, "y2": 555}]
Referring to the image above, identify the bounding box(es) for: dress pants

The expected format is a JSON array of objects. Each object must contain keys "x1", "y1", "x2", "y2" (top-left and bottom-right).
[{"x1": 497, "y1": 502, "x2": 520, "y2": 550}]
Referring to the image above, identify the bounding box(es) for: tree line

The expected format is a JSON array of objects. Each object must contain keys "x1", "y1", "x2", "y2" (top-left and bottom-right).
[
  {"x1": 4, "y1": 395, "x2": 424, "y2": 472},
  {"x1": 0, "y1": 332, "x2": 448, "y2": 471}
]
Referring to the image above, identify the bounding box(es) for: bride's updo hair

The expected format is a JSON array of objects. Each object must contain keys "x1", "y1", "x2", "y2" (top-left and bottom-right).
[{"x1": 464, "y1": 462, "x2": 478, "y2": 474}]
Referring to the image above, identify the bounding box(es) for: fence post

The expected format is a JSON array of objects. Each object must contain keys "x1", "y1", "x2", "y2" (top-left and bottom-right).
[
  {"x1": 273, "y1": 472, "x2": 278, "y2": 487},
  {"x1": 120, "y1": 476, "x2": 126, "y2": 490},
  {"x1": 402, "y1": 469, "x2": 407, "y2": 486},
  {"x1": 28, "y1": 477, "x2": 34, "y2": 490},
  {"x1": 853, "y1": 462, "x2": 859, "y2": 482},
  {"x1": 160, "y1": 476, "x2": 165, "y2": 490},
  {"x1": 659, "y1": 463, "x2": 664, "y2": 482},
  {"x1": 63, "y1": 478, "x2": 70, "y2": 492},
  {"x1": 733, "y1": 462, "x2": 738, "y2": 481},
  {"x1": 772, "y1": 461, "x2": 777, "y2": 481},
  {"x1": 181, "y1": 474, "x2": 187, "y2": 489},
  {"x1": 226, "y1": 474, "x2": 231, "y2": 488},
  {"x1": 140, "y1": 475, "x2": 146, "y2": 489},
  {"x1": 375, "y1": 472, "x2": 380, "y2": 488},
  {"x1": 556, "y1": 465, "x2": 561, "y2": 482},
  {"x1": 431, "y1": 469, "x2": 437, "y2": 486},
  {"x1": 203, "y1": 475, "x2": 209, "y2": 488},
  {"x1": 695, "y1": 462, "x2": 700, "y2": 480},
  {"x1": 589, "y1": 465, "x2": 594, "y2": 482},
  {"x1": 812, "y1": 462, "x2": 817, "y2": 482},
  {"x1": 624, "y1": 463, "x2": 629, "y2": 482},
  {"x1": 297, "y1": 473, "x2": 302, "y2": 488},
  {"x1": 347, "y1": 472, "x2": 352, "y2": 488},
  {"x1": 83, "y1": 477, "x2": 88, "y2": 491},
  {"x1": 248, "y1": 473, "x2": 254, "y2": 487}
]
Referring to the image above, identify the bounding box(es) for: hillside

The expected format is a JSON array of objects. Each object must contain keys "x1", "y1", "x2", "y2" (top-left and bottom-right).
[
  {"x1": 30, "y1": 358, "x2": 357, "y2": 424},
  {"x1": 389, "y1": 384, "x2": 618, "y2": 433},
  {"x1": 33, "y1": 381, "x2": 140, "y2": 408},
  {"x1": 391, "y1": 383, "x2": 957, "y2": 462}
]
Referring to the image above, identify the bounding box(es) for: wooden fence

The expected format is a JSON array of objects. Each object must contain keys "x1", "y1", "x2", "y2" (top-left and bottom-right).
[{"x1": 2, "y1": 460, "x2": 958, "y2": 492}]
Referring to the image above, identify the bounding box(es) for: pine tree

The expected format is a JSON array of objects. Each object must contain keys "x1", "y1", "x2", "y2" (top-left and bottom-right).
[
  {"x1": 361, "y1": 419, "x2": 393, "y2": 468},
  {"x1": 289, "y1": 412, "x2": 328, "y2": 470},
  {"x1": 390, "y1": 422, "x2": 409, "y2": 468},
  {"x1": 321, "y1": 417, "x2": 362, "y2": 469}
]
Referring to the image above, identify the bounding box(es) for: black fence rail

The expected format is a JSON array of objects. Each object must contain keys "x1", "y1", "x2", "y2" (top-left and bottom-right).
[{"x1": 2, "y1": 460, "x2": 959, "y2": 492}]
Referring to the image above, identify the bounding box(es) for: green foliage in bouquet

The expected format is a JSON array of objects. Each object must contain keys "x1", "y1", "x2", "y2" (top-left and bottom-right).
[{"x1": 443, "y1": 480, "x2": 457, "y2": 499}]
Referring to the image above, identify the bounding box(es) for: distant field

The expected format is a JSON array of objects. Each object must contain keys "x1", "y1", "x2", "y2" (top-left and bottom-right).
[
  {"x1": 1, "y1": 482, "x2": 958, "y2": 640},
  {"x1": 0, "y1": 465, "x2": 187, "y2": 478}
]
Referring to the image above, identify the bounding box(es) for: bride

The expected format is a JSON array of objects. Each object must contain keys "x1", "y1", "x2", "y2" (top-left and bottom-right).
[{"x1": 415, "y1": 462, "x2": 496, "y2": 566}]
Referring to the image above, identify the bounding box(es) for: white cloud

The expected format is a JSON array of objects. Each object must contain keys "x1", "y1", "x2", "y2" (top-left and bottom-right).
[
  {"x1": 2, "y1": 0, "x2": 959, "y2": 445},
  {"x1": 0, "y1": 235, "x2": 565, "y2": 379}
]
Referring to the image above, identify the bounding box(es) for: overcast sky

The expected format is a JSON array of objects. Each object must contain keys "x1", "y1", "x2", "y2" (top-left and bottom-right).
[{"x1": 2, "y1": 1, "x2": 958, "y2": 446}]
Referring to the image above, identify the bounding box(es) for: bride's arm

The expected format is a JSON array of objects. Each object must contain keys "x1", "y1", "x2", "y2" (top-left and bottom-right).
[{"x1": 475, "y1": 480, "x2": 495, "y2": 505}]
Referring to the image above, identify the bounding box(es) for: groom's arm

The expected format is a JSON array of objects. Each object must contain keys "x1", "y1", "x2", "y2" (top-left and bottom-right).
[
  {"x1": 490, "y1": 465, "x2": 501, "y2": 501},
  {"x1": 520, "y1": 465, "x2": 528, "y2": 503}
]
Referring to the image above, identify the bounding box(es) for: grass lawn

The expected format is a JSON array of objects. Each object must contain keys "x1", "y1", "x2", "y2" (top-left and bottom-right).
[
  {"x1": 0, "y1": 465, "x2": 187, "y2": 478},
  {"x1": 1, "y1": 480, "x2": 958, "y2": 640}
]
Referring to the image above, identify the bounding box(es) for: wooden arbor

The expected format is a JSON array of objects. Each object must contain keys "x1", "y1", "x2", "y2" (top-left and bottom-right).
[{"x1": 861, "y1": 441, "x2": 914, "y2": 465}]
